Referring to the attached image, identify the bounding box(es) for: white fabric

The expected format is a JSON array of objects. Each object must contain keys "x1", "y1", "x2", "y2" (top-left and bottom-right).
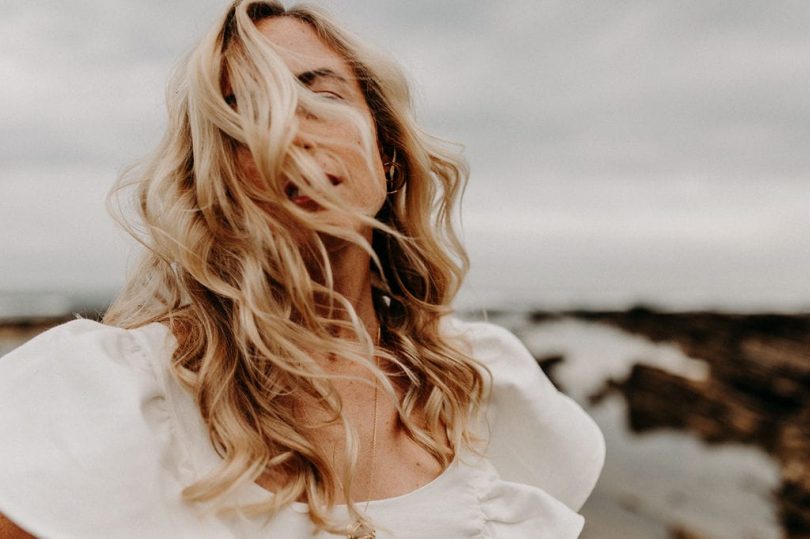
[{"x1": 0, "y1": 317, "x2": 605, "y2": 538}]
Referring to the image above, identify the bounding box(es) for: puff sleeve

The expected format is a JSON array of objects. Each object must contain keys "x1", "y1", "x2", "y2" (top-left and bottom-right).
[
  {"x1": 445, "y1": 318, "x2": 606, "y2": 513},
  {"x1": 0, "y1": 319, "x2": 187, "y2": 538}
]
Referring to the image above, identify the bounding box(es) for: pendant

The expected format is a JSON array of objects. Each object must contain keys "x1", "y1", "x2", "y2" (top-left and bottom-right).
[{"x1": 346, "y1": 520, "x2": 376, "y2": 539}]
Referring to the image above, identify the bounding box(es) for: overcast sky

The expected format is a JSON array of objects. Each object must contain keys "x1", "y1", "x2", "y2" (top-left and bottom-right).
[{"x1": 2, "y1": 1, "x2": 810, "y2": 312}]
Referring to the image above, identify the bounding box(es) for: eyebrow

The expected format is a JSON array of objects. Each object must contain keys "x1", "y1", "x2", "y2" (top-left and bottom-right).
[{"x1": 295, "y1": 68, "x2": 350, "y2": 87}]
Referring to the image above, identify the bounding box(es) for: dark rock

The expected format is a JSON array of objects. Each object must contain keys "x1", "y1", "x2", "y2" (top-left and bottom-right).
[
  {"x1": 558, "y1": 309, "x2": 810, "y2": 538},
  {"x1": 535, "y1": 353, "x2": 565, "y2": 391}
]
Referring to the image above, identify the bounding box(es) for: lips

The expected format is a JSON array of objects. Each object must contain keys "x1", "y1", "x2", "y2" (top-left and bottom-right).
[
  {"x1": 284, "y1": 183, "x2": 302, "y2": 199},
  {"x1": 284, "y1": 174, "x2": 343, "y2": 203}
]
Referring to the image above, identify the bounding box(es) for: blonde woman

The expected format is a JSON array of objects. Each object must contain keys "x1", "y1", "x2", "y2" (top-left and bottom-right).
[{"x1": 0, "y1": 2, "x2": 605, "y2": 537}]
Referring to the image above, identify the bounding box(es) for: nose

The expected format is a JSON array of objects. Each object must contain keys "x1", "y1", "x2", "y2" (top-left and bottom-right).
[{"x1": 292, "y1": 127, "x2": 315, "y2": 151}]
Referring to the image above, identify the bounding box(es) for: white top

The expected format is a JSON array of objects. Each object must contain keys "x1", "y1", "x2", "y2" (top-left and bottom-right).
[{"x1": 0, "y1": 317, "x2": 605, "y2": 539}]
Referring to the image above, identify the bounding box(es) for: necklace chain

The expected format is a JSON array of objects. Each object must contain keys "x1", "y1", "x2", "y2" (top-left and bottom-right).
[{"x1": 346, "y1": 324, "x2": 380, "y2": 539}]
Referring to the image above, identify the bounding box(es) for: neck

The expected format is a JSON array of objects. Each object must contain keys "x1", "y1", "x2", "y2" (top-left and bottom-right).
[{"x1": 318, "y1": 232, "x2": 378, "y2": 339}]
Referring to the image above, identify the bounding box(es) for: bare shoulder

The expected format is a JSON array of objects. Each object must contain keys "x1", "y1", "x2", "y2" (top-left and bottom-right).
[{"x1": 0, "y1": 513, "x2": 36, "y2": 539}]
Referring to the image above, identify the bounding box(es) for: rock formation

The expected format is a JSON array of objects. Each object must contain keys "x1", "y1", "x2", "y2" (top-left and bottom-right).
[{"x1": 537, "y1": 307, "x2": 810, "y2": 538}]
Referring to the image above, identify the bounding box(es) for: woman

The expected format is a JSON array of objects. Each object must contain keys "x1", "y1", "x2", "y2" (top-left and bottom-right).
[{"x1": 0, "y1": 1, "x2": 605, "y2": 537}]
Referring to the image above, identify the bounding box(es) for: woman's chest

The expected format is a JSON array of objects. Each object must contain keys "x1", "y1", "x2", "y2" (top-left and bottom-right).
[
  {"x1": 259, "y1": 393, "x2": 447, "y2": 503},
  {"x1": 235, "y1": 454, "x2": 488, "y2": 539}
]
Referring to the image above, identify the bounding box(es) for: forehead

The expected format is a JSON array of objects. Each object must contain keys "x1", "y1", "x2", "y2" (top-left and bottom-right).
[{"x1": 255, "y1": 17, "x2": 354, "y2": 81}]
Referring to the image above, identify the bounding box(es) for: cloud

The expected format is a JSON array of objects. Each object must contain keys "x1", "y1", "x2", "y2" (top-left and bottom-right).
[
  {"x1": 407, "y1": 1, "x2": 810, "y2": 183},
  {"x1": 2, "y1": 0, "x2": 810, "y2": 308},
  {"x1": 0, "y1": 164, "x2": 132, "y2": 292}
]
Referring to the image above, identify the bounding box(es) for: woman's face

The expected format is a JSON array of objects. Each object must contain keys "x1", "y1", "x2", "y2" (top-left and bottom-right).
[{"x1": 235, "y1": 17, "x2": 388, "y2": 236}]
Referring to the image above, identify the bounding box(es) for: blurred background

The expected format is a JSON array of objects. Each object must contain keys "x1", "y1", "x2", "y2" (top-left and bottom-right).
[{"x1": 2, "y1": 1, "x2": 809, "y2": 537}]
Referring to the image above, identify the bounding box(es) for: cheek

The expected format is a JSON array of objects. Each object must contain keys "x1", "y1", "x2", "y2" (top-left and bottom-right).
[
  {"x1": 235, "y1": 146, "x2": 262, "y2": 186},
  {"x1": 349, "y1": 116, "x2": 386, "y2": 190},
  {"x1": 367, "y1": 160, "x2": 388, "y2": 216},
  {"x1": 364, "y1": 134, "x2": 388, "y2": 211},
  {"x1": 371, "y1": 155, "x2": 387, "y2": 193},
  {"x1": 326, "y1": 118, "x2": 386, "y2": 198},
  {"x1": 356, "y1": 147, "x2": 386, "y2": 195}
]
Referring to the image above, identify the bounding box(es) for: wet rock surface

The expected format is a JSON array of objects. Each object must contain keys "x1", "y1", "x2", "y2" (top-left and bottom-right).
[{"x1": 533, "y1": 308, "x2": 810, "y2": 538}]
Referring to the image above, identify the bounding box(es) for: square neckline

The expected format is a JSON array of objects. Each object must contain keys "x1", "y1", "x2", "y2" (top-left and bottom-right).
[{"x1": 242, "y1": 453, "x2": 464, "y2": 511}]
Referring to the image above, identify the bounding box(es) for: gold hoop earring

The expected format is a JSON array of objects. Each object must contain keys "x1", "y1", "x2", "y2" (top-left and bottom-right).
[{"x1": 383, "y1": 148, "x2": 404, "y2": 195}]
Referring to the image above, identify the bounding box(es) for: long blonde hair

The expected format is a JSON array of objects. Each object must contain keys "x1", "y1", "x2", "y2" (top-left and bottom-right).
[{"x1": 104, "y1": 0, "x2": 489, "y2": 533}]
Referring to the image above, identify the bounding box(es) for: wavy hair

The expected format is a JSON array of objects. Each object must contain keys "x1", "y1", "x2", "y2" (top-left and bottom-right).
[{"x1": 104, "y1": 0, "x2": 489, "y2": 533}]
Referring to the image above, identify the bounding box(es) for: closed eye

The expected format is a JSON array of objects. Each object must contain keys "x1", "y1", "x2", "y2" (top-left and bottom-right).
[{"x1": 317, "y1": 90, "x2": 344, "y2": 101}]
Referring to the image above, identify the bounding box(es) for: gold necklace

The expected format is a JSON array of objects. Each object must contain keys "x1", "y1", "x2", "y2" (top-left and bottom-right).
[{"x1": 345, "y1": 325, "x2": 380, "y2": 539}]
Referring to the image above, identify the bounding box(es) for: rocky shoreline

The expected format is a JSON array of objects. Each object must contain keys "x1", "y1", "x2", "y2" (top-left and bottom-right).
[{"x1": 524, "y1": 307, "x2": 810, "y2": 539}]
